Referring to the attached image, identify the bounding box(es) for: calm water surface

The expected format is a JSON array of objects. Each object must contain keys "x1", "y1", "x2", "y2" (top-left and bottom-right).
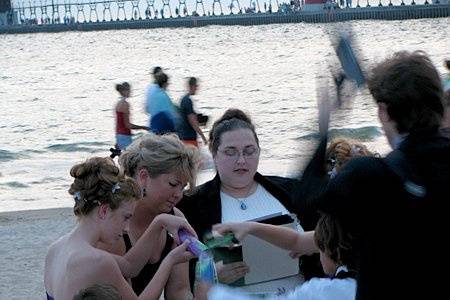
[{"x1": 0, "y1": 18, "x2": 449, "y2": 212}]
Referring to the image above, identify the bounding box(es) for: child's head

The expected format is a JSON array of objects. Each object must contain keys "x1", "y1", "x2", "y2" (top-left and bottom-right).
[
  {"x1": 115, "y1": 82, "x2": 130, "y2": 98},
  {"x1": 73, "y1": 284, "x2": 121, "y2": 300},
  {"x1": 314, "y1": 214, "x2": 355, "y2": 276},
  {"x1": 68, "y1": 157, "x2": 141, "y2": 217}
]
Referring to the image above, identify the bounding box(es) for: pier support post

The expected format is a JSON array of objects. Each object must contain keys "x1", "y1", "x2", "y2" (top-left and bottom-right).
[
  {"x1": 103, "y1": 2, "x2": 112, "y2": 21},
  {"x1": 145, "y1": 0, "x2": 156, "y2": 19},
  {"x1": 212, "y1": 0, "x2": 223, "y2": 15},
  {"x1": 117, "y1": 0, "x2": 126, "y2": 20},
  {"x1": 131, "y1": 0, "x2": 141, "y2": 19},
  {"x1": 229, "y1": 0, "x2": 241, "y2": 14},
  {"x1": 195, "y1": 0, "x2": 206, "y2": 16},
  {"x1": 88, "y1": 2, "x2": 98, "y2": 22},
  {"x1": 161, "y1": 0, "x2": 173, "y2": 18},
  {"x1": 76, "y1": 3, "x2": 85, "y2": 23},
  {"x1": 178, "y1": 0, "x2": 188, "y2": 16}
]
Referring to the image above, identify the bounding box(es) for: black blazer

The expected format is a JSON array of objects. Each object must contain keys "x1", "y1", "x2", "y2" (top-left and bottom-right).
[
  {"x1": 177, "y1": 172, "x2": 322, "y2": 287},
  {"x1": 178, "y1": 172, "x2": 304, "y2": 241}
]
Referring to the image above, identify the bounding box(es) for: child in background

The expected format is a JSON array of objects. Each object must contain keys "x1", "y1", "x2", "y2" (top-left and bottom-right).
[{"x1": 115, "y1": 82, "x2": 148, "y2": 150}]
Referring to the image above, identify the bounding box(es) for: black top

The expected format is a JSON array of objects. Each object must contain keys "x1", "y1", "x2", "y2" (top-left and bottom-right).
[
  {"x1": 123, "y1": 227, "x2": 174, "y2": 295},
  {"x1": 316, "y1": 130, "x2": 450, "y2": 300},
  {"x1": 177, "y1": 94, "x2": 197, "y2": 140},
  {"x1": 177, "y1": 172, "x2": 322, "y2": 287}
]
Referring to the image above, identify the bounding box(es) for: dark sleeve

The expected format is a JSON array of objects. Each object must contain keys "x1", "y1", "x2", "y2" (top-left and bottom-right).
[
  {"x1": 180, "y1": 96, "x2": 195, "y2": 115},
  {"x1": 291, "y1": 137, "x2": 329, "y2": 218},
  {"x1": 316, "y1": 157, "x2": 383, "y2": 220}
]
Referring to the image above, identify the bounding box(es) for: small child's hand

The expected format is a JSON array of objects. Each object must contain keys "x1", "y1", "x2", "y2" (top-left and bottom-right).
[{"x1": 212, "y1": 222, "x2": 252, "y2": 242}]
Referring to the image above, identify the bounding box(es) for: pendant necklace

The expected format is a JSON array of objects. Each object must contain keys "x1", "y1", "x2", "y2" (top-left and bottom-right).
[
  {"x1": 224, "y1": 182, "x2": 256, "y2": 211},
  {"x1": 236, "y1": 198, "x2": 247, "y2": 210}
]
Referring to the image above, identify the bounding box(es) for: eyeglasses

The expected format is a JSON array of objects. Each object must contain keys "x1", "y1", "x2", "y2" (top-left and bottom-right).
[{"x1": 218, "y1": 146, "x2": 259, "y2": 160}]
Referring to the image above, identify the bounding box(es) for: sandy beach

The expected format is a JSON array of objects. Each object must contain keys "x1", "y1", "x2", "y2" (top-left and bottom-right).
[{"x1": 0, "y1": 208, "x2": 75, "y2": 299}]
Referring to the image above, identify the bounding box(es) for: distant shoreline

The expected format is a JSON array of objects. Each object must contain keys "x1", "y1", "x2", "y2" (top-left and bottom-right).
[{"x1": 2, "y1": 4, "x2": 449, "y2": 35}]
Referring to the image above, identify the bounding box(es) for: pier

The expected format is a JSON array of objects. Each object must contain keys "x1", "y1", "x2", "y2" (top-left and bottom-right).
[{"x1": 0, "y1": 0, "x2": 449, "y2": 34}]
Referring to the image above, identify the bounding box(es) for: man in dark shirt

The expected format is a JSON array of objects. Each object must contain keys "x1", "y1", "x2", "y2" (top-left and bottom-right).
[
  {"x1": 313, "y1": 51, "x2": 449, "y2": 300},
  {"x1": 177, "y1": 77, "x2": 208, "y2": 147}
]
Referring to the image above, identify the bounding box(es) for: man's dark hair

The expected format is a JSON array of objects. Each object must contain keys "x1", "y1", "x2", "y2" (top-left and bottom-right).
[
  {"x1": 155, "y1": 72, "x2": 169, "y2": 88},
  {"x1": 368, "y1": 51, "x2": 444, "y2": 133},
  {"x1": 152, "y1": 66, "x2": 162, "y2": 75},
  {"x1": 188, "y1": 77, "x2": 197, "y2": 87},
  {"x1": 73, "y1": 284, "x2": 121, "y2": 300}
]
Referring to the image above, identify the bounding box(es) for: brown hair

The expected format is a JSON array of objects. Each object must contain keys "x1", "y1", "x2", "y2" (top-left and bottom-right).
[
  {"x1": 326, "y1": 138, "x2": 375, "y2": 173},
  {"x1": 368, "y1": 51, "x2": 444, "y2": 134},
  {"x1": 119, "y1": 134, "x2": 199, "y2": 190},
  {"x1": 314, "y1": 214, "x2": 355, "y2": 269},
  {"x1": 69, "y1": 157, "x2": 141, "y2": 217},
  {"x1": 155, "y1": 72, "x2": 169, "y2": 88},
  {"x1": 209, "y1": 108, "x2": 259, "y2": 156},
  {"x1": 73, "y1": 284, "x2": 121, "y2": 300},
  {"x1": 115, "y1": 82, "x2": 130, "y2": 93}
]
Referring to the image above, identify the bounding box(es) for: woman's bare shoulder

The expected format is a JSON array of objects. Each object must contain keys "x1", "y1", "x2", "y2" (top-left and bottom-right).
[{"x1": 68, "y1": 247, "x2": 119, "y2": 278}]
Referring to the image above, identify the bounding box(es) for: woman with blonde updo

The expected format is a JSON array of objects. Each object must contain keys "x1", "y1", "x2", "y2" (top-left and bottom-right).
[
  {"x1": 100, "y1": 133, "x2": 200, "y2": 299},
  {"x1": 44, "y1": 157, "x2": 196, "y2": 300}
]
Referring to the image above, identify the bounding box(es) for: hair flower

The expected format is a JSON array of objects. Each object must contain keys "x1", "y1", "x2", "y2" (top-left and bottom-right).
[
  {"x1": 112, "y1": 183, "x2": 121, "y2": 194},
  {"x1": 74, "y1": 191, "x2": 82, "y2": 202}
]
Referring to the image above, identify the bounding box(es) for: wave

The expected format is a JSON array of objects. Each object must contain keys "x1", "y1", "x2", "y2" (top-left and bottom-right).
[
  {"x1": 30, "y1": 176, "x2": 66, "y2": 185},
  {"x1": 46, "y1": 141, "x2": 109, "y2": 153},
  {"x1": 0, "y1": 150, "x2": 28, "y2": 162},
  {"x1": 298, "y1": 126, "x2": 383, "y2": 141},
  {"x1": 0, "y1": 181, "x2": 29, "y2": 188}
]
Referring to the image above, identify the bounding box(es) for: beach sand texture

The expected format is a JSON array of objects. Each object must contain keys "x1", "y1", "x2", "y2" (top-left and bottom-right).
[
  {"x1": 0, "y1": 208, "x2": 75, "y2": 299},
  {"x1": 0, "y1": 208, "x2": 169, "y2": 300}
]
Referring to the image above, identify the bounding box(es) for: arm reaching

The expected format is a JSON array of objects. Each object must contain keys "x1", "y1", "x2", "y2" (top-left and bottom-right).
[
  {"x1": 114, "y1": 214, "x2": 197, "y2": 278},
  {"x1": 139, "y1": 240, "x2": 194, "y2": 300},
  {"x1": 213, "y1": 222, "x2": 317, "y2": 257}
]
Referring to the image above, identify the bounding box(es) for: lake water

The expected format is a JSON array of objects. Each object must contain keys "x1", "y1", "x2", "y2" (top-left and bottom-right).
[{"x1": 0, "y1": 17, "x2": 449, "y2": 212}]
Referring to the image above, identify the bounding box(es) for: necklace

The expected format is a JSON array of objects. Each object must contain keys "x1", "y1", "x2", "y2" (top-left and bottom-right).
[
  {"x1": 235, "y1": 197, "x2": 248, "y2": 210},
  {"x1": 222, "y1": 182, "x2": 257, "y2": 210}
]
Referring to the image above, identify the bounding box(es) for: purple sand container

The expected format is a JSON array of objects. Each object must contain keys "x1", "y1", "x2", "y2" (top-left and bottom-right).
[{"x1": 178, "y1": 228, "x2": 209, "y2": 256}]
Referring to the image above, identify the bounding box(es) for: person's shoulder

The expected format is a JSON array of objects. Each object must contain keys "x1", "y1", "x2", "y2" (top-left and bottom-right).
[
  {"x1": 295, "y1": 277, "x2": 356, "y2": 298},
  {"x1": 180, "y1": 94, "x2": 193, "y2": 108},
  {"x1": 180, "y1": 93, "x2": 191, "y2": 103},
  {"x1": 191, "y1": 177, "x2": 220, "y2": 196},
  {"x1": 45, "y1": 235, "x2": 67, "y2": 264},
  {"x1": 179, "y1": 178, "x2": 219, "y2": 208},
  {"x1": 117, "y1": 100, "x2": 129, "y2": 111},
  {"x1": 68, "y1": 247, "x2": 117, "y2": 275},
  {"x1": 257, "y1": 173, "x2": 299, "y2": 188}
]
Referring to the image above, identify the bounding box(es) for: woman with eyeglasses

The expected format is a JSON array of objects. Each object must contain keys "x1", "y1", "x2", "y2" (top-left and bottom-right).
[{"x1": 178, "y1": 109, "x2": 319, "y2": 288}]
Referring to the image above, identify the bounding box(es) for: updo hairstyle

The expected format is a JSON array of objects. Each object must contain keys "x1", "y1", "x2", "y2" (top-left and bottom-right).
[{"x1": 68, "y1": 157, "x2": 141, "y2": 217}]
